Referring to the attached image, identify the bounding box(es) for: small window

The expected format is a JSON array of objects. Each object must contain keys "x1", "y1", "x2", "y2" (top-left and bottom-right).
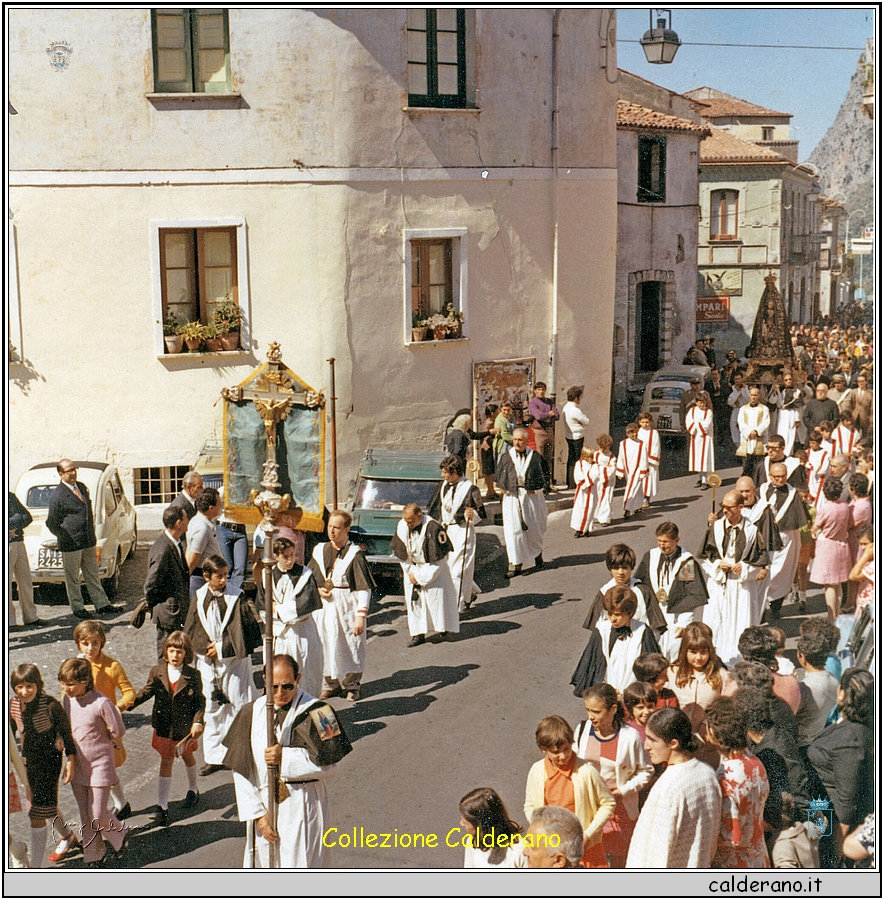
[
  {"x1": 407, "y1": 9, "x2": 467, "y2": 108},
  {"x1": 637, "y1": 136, "x2": 666, "y2": 203},
  {"x1": 134, "y1": 465, "x2": 191, "y2": 505},
  {"x1": 151, "y1": 9, "x2": 230, "y2": 93},
  {"x1": 710, "y1": 189, "x2": 739, "y2": 240},
  {"x1": 405, "y1": 229, "x2": 467, "y2": 342},
  {"x1": 762, "y1": 126, "x2": 774, "y2": 141},
  {"x1": 160, "y1": 227, "x2": 237, "y2": 328},
  {"x1": 411, "y1": 238, "x2": 453, "y2": 317}
]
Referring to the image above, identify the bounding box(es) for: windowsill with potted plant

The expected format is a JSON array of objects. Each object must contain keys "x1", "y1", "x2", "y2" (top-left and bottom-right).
[
  {"x1": 409, "y1": 304, "x2": 465, "y2": 344},
  {"x1": 159, "y1": 296, "x2": 245, "y2": 356}
]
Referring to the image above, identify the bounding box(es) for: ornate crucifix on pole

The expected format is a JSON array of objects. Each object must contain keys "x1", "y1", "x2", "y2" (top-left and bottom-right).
[{"x1": 220, "y1": 342, "x2": 324, "y2": 868}]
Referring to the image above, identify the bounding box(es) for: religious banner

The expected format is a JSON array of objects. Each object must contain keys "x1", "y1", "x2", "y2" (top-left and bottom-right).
[
  {"x1": 222, "y1": 345, "x2": 326, "y2": 531},
  {"x1": 698, "y1": 268, "x2": 742, "y2": 297},
  {"x1": 696, "y1": 296, "x2": 730, "y2": 324}
]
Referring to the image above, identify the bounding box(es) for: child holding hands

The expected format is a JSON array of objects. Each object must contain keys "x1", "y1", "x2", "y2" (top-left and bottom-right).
[
  {"x1": 74, "y1": 620, "x2": 135, "y2": 818},
  {"x1": 58, "y1": 658, "x2": 127, "y2": 868},
  {"x1": 131, "y1": 631, "x2": 205, "y2": 826}
]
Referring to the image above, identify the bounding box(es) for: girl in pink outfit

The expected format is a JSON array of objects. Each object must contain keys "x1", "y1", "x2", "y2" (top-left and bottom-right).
[
  {"x1": 59, "y1": 658, "x2": 128, "y2": 868},
  {"x1": 810, "y1": 479, "x2": 854, "y2": 621},
  {"x1": 848, "y1": 525, "x2": 874, "y2": 619}
]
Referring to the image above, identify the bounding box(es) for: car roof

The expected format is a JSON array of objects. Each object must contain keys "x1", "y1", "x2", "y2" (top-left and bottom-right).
[
  {"x1": 29, "y1": 461, "x2": 108, "y2": 471},
  {"x1": 357, "y1": 447, "x2": 446, "y2": 480},
  {"x1": 17, "y1": 462, "x2": 109, "y2": 497}
]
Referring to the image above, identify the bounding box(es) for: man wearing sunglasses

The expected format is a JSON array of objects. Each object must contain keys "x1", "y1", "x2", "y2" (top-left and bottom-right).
[
  {"x1": 46, "y1": 459, "x2": 121, "y2": 619},
  {"x1": 224, "y1": 654, "x2": 351, "y2": 868}
]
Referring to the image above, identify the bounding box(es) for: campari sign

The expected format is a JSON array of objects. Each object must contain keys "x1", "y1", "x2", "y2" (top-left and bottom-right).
[{"x1": 696, "y1": 296, "x2": 730, "y2": 323}]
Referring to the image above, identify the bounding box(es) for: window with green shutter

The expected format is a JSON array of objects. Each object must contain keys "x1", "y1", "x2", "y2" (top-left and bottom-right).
[
  {"x1": 407, "y1": 9, "x2": 467, "y2": 108},
  {"x1": 637, "y1": 135, "x2": 667, "y2": 203},
  {"x1": 152, "y1": 9, "x2": 231, "y2": 93}
]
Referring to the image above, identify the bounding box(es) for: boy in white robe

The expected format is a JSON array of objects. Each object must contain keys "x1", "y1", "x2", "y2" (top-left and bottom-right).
[
  {"x1": 805, "y1": 431, "x2": 830, "y2": 506},
  {"x1": 265, "y1": 537, "x2": 323, "y2": 698},
  {"x1": 727, "y1": 373, "x2": 751, "y2": 445},
  {"x1": 224, "y1": 655, "x2": 344, "y2": 868},
  {"x1": 184, "y1": 555, "x2": 261, "y2": 774},
  {"x1": 571, "y1": 585, "x2": 661, "y2": 695},
  {"x1": 615, "y1": 423, "x2": 648, "y2": 519},
  {"x1": 593, "y1": 435, "x2": 617, "y2": 527},
  {"x1": 686, "y1": 396, "x2": 715, "y2": 489},
  {"x1": 307, "y1": 510, "x2": 374, "y2": 703},
  {"x1": 571, "y1": 447, "x2": 597, "y2": 538},
  {"x1": 390, "y1": 504, "x2": 459, "y2": 646},
  {"x1": 637, "y1": 413, "x2": 661, "y2": 508}
]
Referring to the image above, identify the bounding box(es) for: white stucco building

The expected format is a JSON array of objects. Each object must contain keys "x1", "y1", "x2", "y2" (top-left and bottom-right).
[
  {"x1": 611, "y1": 71, "x2": 709, "y2": 411},
  {"x1": 8, "y1": 9, "x2": 619, "y2": 500}
]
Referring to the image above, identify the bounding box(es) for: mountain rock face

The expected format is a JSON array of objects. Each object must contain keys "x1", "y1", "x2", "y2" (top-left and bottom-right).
[{"x1": 807, "y1": 48, "x2": 874, "y2": 225}]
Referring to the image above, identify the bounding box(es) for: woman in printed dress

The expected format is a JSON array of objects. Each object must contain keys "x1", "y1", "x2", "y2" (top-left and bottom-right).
[{"x1": 705, "y1": 697, "x2": 770, "y2": 869}]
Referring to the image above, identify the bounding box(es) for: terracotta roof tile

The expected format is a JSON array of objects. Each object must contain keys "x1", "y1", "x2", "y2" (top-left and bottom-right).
[
  {"x1": 700, "y1": 127, "x2": 785, "y2": 163},
  {"x1": 696, "y1": 97, "x2": 791, "y2": 119},
  {"x1": 616, "y1": 101, "x2": 710, "y2": 135}
]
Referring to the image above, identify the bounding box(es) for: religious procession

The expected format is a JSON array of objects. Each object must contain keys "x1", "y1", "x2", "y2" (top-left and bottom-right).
[{"x1": 8, "y1": 297, "x2": 875, "y2": 873}]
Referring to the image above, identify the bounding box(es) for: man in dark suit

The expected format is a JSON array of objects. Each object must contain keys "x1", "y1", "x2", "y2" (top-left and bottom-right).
[
  {"x1": 169, "y1": 471, "x2": 203, "y2": 525},
  {"x1": 144, "y1": 505, "x2": 191, "y2": 659},
  {"x1": 46, "y1": 459, "x2": 119, "y2": 618}
]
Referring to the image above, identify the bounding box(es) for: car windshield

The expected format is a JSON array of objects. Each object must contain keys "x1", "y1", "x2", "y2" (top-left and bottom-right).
[
  {"x1": 651, "y1": 386, "x2": 688, "y2": 401},
  {"x1": 354, "y1": 478, "x2": 438, "y2": 510},
  {"x1": 26, "y1": 485, "x2": 58, "y2": 509}
]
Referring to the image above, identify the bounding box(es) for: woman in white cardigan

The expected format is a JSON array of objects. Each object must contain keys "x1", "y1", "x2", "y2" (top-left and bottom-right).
[{"x1": 574, "y1": 683, "x2": 654, "y2": 867}]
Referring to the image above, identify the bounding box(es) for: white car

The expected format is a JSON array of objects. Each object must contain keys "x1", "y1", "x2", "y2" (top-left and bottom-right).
[
  {"x1": 639, "y1": 364, "x2": 711, "y2": 434},
  {"x1": 15, "y1": 462, "x2": 137, "y2": 598}
]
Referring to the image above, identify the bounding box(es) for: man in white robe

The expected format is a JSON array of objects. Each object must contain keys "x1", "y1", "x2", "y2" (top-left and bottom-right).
[
  {"x1": 427, "y1": 455, "x2": 486, "y2": 610},
  {"x1": 307, "y1": 510, "x2": 374, "y2": 703},
  {"x1": 757, "y1": 463, "x2": 809, "y2": 622},
  {"x1": 495, "y1": 427, "x2": 548, "y2": 578},
  {"x1": 391, "y1": 504, "x2": 458, "y2": 646},
  {"x1": 225, "y1": 655, "x2": 341, "y2": 868},
  {"x1": 685, "y1": 397, "x2": 714, "y2": 489},
  {"x1": 699, "y1": 491, "x2": 770, "y2": 667},
  {"x1": 737, "y1": 387, "x2": 770, "y2": 479},
  {"x1": 727, "y1": 372, "x2": 751, "y2": 446}
]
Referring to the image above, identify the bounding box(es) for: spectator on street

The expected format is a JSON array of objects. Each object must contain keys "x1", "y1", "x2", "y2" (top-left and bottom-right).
[{"x1": 9, "y1": 490, "x2": 41, "y2": 628}]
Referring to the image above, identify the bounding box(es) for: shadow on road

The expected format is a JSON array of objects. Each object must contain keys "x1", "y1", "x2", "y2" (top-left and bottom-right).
[{"x1": 463, "y1": 591, "x2": 565, "y2": 619}]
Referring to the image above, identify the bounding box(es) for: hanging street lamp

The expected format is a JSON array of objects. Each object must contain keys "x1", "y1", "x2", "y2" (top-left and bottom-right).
[{"x1": 640, "y1": 9, "x2": 681, "y2": 64}]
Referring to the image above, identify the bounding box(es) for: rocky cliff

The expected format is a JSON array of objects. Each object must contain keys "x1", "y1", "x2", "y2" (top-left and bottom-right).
[{"x1": 807, "y1": 47, "x2": 874, "y2": 227}]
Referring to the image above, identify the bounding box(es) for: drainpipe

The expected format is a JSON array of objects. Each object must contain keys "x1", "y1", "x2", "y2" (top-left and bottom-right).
[{"x1": 549, "y1": 10, "x2": 560, "y2": 476}]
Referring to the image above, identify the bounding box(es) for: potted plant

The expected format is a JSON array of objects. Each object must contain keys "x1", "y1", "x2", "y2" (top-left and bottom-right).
[
  {"x1": 443, "y1": 303, "x2": 464, "y2": 339},
  {"x1": 426, "y1": 313, "x2": 449, "y2": 341},
  {"x1": 211, "y1": 297, "x2": 242, "y2": 350},
  {"x1": 204, "y1": 323, "x2": 223, "y2": 352},
  {"x1": 180, "y1": 320, "x2": 206, "y2": 352},
  {"x1": 411, "y1": 310, "x2": 429, "y2": 343},
  {"x1": 161, "y1": 313, "x2": 183, "y2": 354}
]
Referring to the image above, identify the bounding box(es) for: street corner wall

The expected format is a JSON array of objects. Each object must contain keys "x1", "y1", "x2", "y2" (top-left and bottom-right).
[{"x1": 555, "y1": 173, "x2": 618, "y2": 443}]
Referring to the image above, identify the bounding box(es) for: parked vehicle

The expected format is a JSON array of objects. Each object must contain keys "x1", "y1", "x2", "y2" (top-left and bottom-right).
[
  {"x1": 639, "y1": 364, "x2": 711, "y2": 434},
  {"x1": 16, "y1": 462, "x2": 137, "y2": 598},
  {"x1": 347, "y1": 446, "x2": 445, "y2": 574}
]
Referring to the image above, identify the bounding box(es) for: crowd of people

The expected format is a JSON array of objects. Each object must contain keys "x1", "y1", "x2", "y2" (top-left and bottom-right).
[{"x1": 8, "y1": 320, "x2": 874, "y2": 871}]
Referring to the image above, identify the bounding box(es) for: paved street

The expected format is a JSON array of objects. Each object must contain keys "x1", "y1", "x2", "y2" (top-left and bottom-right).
[{"x1": 10, "y1": 457, "x2": 826, "y2": 869}]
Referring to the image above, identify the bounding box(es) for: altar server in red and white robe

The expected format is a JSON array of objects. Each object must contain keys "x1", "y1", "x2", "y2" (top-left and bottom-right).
[
  {"x1": 637, "y1": 412, "x2": 661, "y2": 509},
  {"x1": 571, "y1": 447, "x2": 598, "y2": 538},
  {"x1": 686, "y1": 396, "x2": 715, "y2": 490},
  {"x1": 805, "y1": 431, "x2": 830, "y2": 507},
  {"x1": 594, "y1": 435, "x2": 617, "y2": 527},
  {"x1": 616, "y1": 423, "x2": 648, "y2": 519},
  {"x1": 831, "y1": 411, "x2": 859, "y2": 470}
]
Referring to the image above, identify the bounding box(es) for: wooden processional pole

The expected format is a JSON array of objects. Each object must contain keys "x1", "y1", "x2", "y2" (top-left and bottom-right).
[{"x1": 328, "y1": 357, "x2": 338, "y2": 509}]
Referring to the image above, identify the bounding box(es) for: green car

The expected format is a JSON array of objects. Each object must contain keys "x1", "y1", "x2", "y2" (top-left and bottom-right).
[{"x1": 348, "y1": 447, "x2": 446, "y2": 574}]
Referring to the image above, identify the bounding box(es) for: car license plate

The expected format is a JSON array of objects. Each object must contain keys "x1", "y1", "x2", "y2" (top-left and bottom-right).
[
  {"x1": 38, "y1": 547, "x2": 63, "y2": 568},
  {"x1": 657, "y1": 415, "x2": 672, "y2": 430}
]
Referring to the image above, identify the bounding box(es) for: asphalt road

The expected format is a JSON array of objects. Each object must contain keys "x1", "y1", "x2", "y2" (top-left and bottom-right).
[{"x1": 9, "y1": 456, "x2": 826, "y2": 870}]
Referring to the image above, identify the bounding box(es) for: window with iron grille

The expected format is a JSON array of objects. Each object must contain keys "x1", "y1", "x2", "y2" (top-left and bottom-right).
[
  {"x1": 134, "y1": 465, "x2": 191, "y2": 505},
  {"x1": 637, "y1": 135, "x2": 666, "y2": 203}
]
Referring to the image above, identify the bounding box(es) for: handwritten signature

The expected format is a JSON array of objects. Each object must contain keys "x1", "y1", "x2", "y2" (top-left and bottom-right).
[{"x1": 53, "y1": 815, "x2": 127, "y2": 849}]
